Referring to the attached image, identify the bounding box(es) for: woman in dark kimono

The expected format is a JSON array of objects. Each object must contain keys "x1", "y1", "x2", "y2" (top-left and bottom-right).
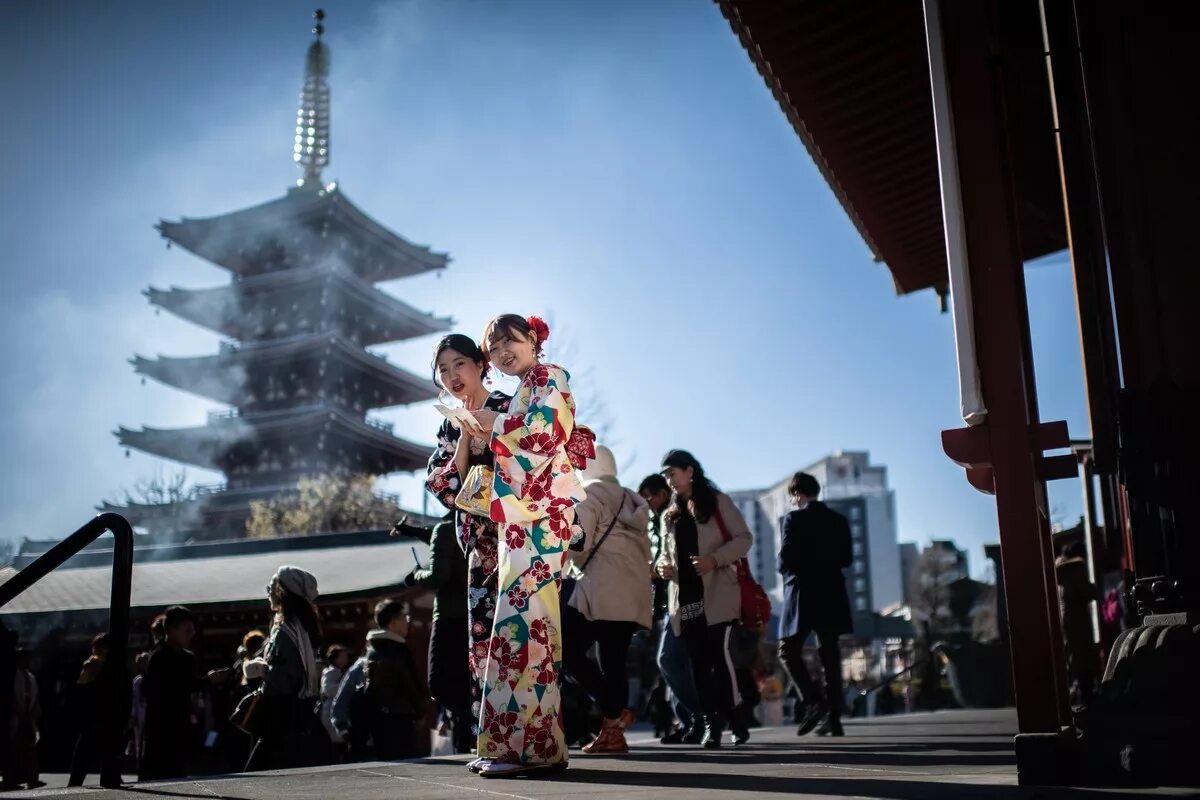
[{"x1": 424, "y1": 333, "x2": 511, "y2": 762}]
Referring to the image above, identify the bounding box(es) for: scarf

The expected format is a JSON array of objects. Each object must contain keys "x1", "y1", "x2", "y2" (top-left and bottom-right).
[{"x1": 277, "y1": 619, "x2": 320, "y2": 699}]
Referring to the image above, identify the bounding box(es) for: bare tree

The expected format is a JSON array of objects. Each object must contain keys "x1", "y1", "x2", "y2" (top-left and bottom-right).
[
  {"x1": 109, "y1": 468, "x2": 198, "y2": 506},
  {"x1": 246, "y1": 473, "x2": 402, "y2": 538},
  {"x1": 542, "y1": 314, "x2": 635, "y2": 472},
  {"x1": 908, "y1": 545, "x2": 961, "y2": 640},
  {"x1": 0, "y1": 538, "x2": 14, "y2": 568}
]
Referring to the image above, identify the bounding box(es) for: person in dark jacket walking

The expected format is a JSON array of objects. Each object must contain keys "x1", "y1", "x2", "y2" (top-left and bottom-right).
[
  {"x1": 777, "y1": 472, "x2": 853, "y2": 737},
  {"x1": 399, "y1": 518, "x2": 472, "y2": 753},
  {"x1": 363, "y1": 599, "x2": 429, "y2": 759},
  {"x1": 640, "y1": 473, "x2": 701, "y2": 743},
  {"x1": 67, "y1": 633, "x2": 110, "y2": 787},
  {"x1": 140, "y1": 606, "x2": 230, "y2": 780}
]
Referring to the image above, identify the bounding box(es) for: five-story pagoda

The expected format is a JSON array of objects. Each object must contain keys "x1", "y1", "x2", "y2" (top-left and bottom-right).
[{"x1": 103, "y1": 11, "x2": 450, "y2": 541}]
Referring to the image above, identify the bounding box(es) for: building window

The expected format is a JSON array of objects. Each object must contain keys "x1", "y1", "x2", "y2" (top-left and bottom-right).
[
  {"x1": 851, "y1": 523, "x2": 863, "y2": 539},
  {"x1": 854, "y1": 578, "x2": 866, "y2": 593},
  {"x1": 856, "y1": 597, "x2": 868, "y2": 611},
  {"x1": 853, "y1": 542, "x2": 864, "y2": 557},
  {"x1": 854, "y1": 559, "x2": 864, "y2": 575},
  {"x1": 850, "y1": 506, "x2": 862, "y2": 520}
]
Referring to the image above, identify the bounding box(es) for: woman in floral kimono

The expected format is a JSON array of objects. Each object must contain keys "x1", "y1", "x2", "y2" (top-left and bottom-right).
[
  {"x1": 424, "y1": 333, "x2": 511, "y2": 747},
  {"x1": 466, "y1": 314, "x2": 593, "y2": 779}
]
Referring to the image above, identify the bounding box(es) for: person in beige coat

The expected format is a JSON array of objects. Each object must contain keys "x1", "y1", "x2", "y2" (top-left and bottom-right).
[
  {"x1": 655, "y1": 449, "x2": 753, "y2": 748},
  {"x1": 562, "y1": 445, "x2": 652, "y2": 754}
]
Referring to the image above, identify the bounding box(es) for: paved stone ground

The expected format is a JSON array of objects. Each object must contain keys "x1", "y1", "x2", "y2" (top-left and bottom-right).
[{"x1": 7, "y1": 709, "x2": 1196, "y2": 799}]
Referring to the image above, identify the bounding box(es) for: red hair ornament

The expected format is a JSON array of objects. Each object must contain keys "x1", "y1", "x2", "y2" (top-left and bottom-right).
[{"x1": 526, "y1": 316, "x2": 551, "y2": 352}]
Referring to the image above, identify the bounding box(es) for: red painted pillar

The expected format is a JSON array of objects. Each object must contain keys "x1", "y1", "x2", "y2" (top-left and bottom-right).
[{"x1": 932, "y1": 0, "x2": 1067, "y2": 733}]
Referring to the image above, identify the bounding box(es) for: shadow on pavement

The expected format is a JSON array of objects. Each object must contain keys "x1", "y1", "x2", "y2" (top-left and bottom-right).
[{"x1": 551, "y1": 767, "x2": 1167, "y2": 799}]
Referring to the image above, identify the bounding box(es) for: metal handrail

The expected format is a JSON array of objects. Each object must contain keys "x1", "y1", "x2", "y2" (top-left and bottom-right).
[
  {"x1": 857, "y1": 660, "x2": 925, "y2": 697},
  {"x1": 0, "y1": 513, "x2": 134, "y2": 789}
]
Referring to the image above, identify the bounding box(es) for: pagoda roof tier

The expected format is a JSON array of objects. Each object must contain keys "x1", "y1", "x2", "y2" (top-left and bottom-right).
[
  {"x1": 131, "y1": 333, "x2": 438, "y2": 409},
  {"x1": 144, "y1": 264, "x2": 451, "y2": 345},
  {"x1": 116, "y1": 404, "x2": 430, "y2": 474},
  {"x1": 157, "y1": 185, "x2": 449, "y2": 281}
]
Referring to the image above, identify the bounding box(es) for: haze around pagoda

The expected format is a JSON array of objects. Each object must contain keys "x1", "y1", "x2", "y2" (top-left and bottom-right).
[{"x1": 101, "y1": 12, "x2": 450, "y2": 541}]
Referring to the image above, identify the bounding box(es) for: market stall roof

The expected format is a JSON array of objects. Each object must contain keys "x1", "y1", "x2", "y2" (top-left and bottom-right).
[
  {"x1": 717, "y1": 0, "x2": 1065, "y2": 295},
  {"x1": 0, "y1": 531, "x2": 428, "y2": 614}
]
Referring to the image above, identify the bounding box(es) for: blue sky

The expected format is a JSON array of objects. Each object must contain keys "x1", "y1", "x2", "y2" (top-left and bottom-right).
[{"x1": 1, "y1": 1, "x2": 1090, "y2": 574}]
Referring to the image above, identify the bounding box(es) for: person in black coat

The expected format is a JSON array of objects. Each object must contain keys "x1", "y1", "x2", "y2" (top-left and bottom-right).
[
  {"x1": 397, "y1": 516, "x2": 472, "y2": 753},
  {"x1": 141, "y1": 606, "x2": 231, "y2": 781},
  {"x1": 777, "y1": 472, "x2": 853, "y2": 737}
]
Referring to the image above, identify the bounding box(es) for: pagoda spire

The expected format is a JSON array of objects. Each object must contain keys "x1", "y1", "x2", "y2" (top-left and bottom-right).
[{"x1": 294, "y1": 9, "x2": 330, "y2": 189}]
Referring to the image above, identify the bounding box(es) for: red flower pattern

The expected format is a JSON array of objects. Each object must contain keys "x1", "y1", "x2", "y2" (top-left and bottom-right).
[
  {"x1": 487, "y1": 709, "x2": 519, "y2": 739},
  {"x1": 518, "y1": 431, "x2": 557, "y2": 455},
  {"x1": 506, "y1": 586, "x2": 529, "y2": 611},
  {"x1": 526, "y1": 711, "x2": 560, "y2": 760},
  {"x1": 535, "y1": 659, "x2": 557, "y2": 686},
  {"x1": 488, "y1": 635, "x2": 528, "y2": 685},
  {"x1": 525, "y1": 469, "x2": 554, "y2": 502},
  {"x1": 529, "y1": 617, "x2": 550, "y2": 646},
  {"x1": 546, "y1": 514, "x2": 572, "y2": 544},
  {"x1": 504, "y1": 526, "x2": 526, "y2": 550},
  {"x1": 529, "y1": 559, "x2": 552, "y2": 585}
]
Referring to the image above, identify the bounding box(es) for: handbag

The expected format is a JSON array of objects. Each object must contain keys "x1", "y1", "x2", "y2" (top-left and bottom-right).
[
  {"x1": 713, "y1": 506, "x2": 773, "y2": 631},
  {"x1": 561, "y1": 494, "x2": 627, "y2": 609},
  {"x1": 454, "y1": 465, "x2": 494, "y2": 517},
  {"x1": 229, "y1": 689, "x2": 265, "y2": 738}
]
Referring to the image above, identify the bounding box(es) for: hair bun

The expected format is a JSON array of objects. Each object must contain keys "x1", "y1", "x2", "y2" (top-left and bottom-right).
[{"x1": 527, "y1": 315, "x2": 551, "y2": 346}]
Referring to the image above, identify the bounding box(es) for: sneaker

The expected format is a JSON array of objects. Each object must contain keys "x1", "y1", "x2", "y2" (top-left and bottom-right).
[
  {"x1": 582, "y1": 720, "x2": 629, "y2": 754},
  {"x1": 467, "y1": 757, "x2": 492, "y2": 773}
]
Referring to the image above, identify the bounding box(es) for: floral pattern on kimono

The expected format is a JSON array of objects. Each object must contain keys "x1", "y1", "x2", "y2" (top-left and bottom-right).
[
  {"x1": 477, "y1": 365, "x2": 586, "y2": 765},
  {"x1": 425, "y1": 389, "x2": 511, "y2": 733}
]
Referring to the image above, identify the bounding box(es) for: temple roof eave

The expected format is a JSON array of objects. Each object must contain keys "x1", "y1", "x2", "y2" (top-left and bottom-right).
[
  {"x1": 115, "y1": 409, "x2": 432, "y2": 473},
  {"x1": 130, "y1": 334, "x2": 440, "y2": 408},
  {"x1": 156, "y1": 187, "x2": 449, "y2": 280},
  {"x1": 143, "y1": 267, "x2": 452, "y2": 344}
]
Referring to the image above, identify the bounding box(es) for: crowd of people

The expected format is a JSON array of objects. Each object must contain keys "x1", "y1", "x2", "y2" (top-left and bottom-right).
[{"x1": 5, "y1": 311, "x2": 860, "y2": 788}]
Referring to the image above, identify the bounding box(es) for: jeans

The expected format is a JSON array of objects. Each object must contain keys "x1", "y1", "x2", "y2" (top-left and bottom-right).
[{"x1": 655, "y1": 616, "x2": 700, "y2": 728}]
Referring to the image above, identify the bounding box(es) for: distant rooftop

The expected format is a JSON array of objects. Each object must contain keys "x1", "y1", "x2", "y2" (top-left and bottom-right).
[{"x1": 1, "y1": 528, "x2": 431, "y2": 614}]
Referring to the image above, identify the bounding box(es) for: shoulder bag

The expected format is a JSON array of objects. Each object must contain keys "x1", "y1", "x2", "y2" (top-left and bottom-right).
[
  {"x1": 713, "y1": 506, "x2": 773, "y2": 631},
  {"x1": 560, "y1": 494, "x2": 627, "y2": 609}
]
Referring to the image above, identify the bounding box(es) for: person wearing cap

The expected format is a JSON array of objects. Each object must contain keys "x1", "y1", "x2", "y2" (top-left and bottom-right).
[
  {"x1": 562, "y1": 445, "x2": 652, "y2": 755},
  {"x1": 243, "y1": 565, "x2": 323, "y2": 770},
  {"x1": 655, "y1": 450, "x2": 753, "y2": 748}
]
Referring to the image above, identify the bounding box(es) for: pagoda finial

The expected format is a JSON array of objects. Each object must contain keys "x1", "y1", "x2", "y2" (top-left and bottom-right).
[{"x1": 294, "y1": 9, "x2": 330, "y2": 189}]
